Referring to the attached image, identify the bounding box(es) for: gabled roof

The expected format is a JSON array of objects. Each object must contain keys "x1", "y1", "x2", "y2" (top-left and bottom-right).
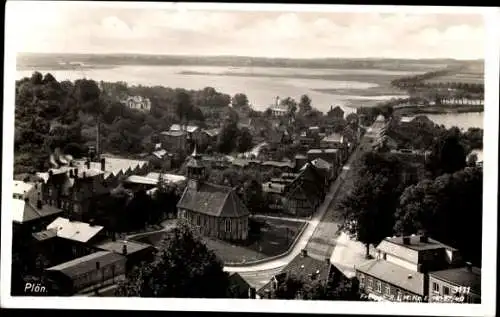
[
  {"x1": 46, "y1": 251, "x2": 125, "y2": 279},
  {"x1": 145, "y1": 172, "x2": 186, "y2": 184},
  {"x1": 161, "y1": 131, "x2": 186, "y2": 137},
  {"x1": 357, "y1": 259, "x2": 425, "y2": 296},
  {"x1": 12, "y1": 181, "x2": 63, "y2": 224},
  {"x1": 203, "y1": 128, "x2": 221, "y2": 137},
  {"x1": 322, "y1": 133, "x2": 344, "y2": 143},
  {"x1": 177, "y1": 183, "x2": 249, "y2": 218},
  {"x1": 258, "y1": 253, "x2": 331, "y2": 296},
  {"x1": 47, "y1": 217, "x2": 104, "y2": 243}
]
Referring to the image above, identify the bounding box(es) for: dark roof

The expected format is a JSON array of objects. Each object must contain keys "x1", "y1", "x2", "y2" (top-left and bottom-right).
[
  {"x1": 186, "y1": 156, "x2": 205, "y2": 168},
  {"x1": 32, "y1": 229, "x2": 57, "y2": 241},
  {"x1": 46, "y1": 251, "x2": 125, "y2": 279},
  {"x1": 429, "y1": 267, "x2": 481, "y2": 295},
  {"x1": 94, "y1": 240, "x2": 154, "y2": 255},
  {"x1": 258, "y1": 253, "x2": 331, "y2": 296},
  {"x1": 228, "y1": 272, "x2": 251, "y2": 294},
  {"x1": 357, "y1": 259, "x2": 426, "y2": 295},
  {"x1": 177, "y1": 182, "x2": 250, "y2": 218},
  {"x1": 12, "y1": 181, "x2": 63, "y2": 224}
]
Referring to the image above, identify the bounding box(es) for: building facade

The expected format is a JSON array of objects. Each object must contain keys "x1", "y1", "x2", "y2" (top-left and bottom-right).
[
  {"x1": 121, "y1": 96, "x2": 151, "y2": 112},
  {"x1": 177, "y1": 148, "x2": 250, "y2": 241},
  {"x1": 428, "y1": 265, "x2": 481, "y2": 304},
  {"x1": 356, "y1": 235, "x2": 464, "y2": 302}
]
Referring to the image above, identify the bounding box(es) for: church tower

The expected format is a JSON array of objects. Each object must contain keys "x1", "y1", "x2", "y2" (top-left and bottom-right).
[{"x1": 186, "y1": 146, "x2": 206, "y2": 190}]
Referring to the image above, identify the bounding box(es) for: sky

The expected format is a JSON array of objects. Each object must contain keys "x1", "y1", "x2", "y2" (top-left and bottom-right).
[{"x1": 7, "y1": 2, "x2": 486, "y2": 60}]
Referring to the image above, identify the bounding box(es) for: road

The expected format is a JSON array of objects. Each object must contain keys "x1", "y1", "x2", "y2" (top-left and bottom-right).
[{"x1": 224, "y1": 120, "x2": 385, "y2": 289}]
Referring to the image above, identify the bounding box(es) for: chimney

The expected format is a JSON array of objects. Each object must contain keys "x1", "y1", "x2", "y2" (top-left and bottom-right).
[
  {"x1": 96, "y1": 261, "x2": 100, "y2": 270},
  {"x1": 122, "y1": 244, "x2": 128, "y2": 256},
  {"x1": 100, "y1": 158, "x2": 106, "y2": 171},
  {"x1": 419, "y1": 235, "x2": 428, "y2": 243},
  {"x1": 403, "y1": 236, "x2": 411, "y2": 245},
  {"x1": 36, "y1": 199, "x2": 42, "y2": 209},
  {"x1": 248, "y1": 287, "x2": 256, "y2": 299},
  {"x1": 301, "y1": 249, "x2": 308, "y2": 257},
  {"x1": 465, "y1": 262, "x2": 472, "y2": 271}
]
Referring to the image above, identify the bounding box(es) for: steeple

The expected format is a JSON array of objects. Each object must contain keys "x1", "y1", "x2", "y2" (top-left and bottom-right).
[{"x1": 186, "y1": 145, "x2": 205, "y2": 190}]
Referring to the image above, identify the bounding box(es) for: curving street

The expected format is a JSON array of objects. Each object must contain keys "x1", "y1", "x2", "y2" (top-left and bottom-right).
[{"x1": 224, "y1": 121, "x2": 383, "y2": 289}]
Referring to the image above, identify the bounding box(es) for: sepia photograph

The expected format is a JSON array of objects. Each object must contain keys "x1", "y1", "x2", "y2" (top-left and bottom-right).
[{"x1": 1, "y1": 2, "x2": 498, "y2": 315}]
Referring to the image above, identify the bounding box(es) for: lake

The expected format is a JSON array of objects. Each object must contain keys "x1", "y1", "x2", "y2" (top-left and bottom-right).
[
  {"x1": 16, "y1": 65, "x2": 483, "y2": 129},
  {"x1": 406, "y1": 112, "x2": 483, "y2": 130},
  {"x1": 16, "y1": 65, "x2": 411, "y2": 115}
]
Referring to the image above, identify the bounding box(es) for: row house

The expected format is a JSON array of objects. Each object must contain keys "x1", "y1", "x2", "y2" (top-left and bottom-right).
[
  {"x1": 306, "y1": 148, "x2": 342, "y2": 178},
  {"x1": 230, "y1": 159, "x2": 295, "y2": 174},
  {"x1": 30, "y1": 216, "x2": 109, "y2": 274},
  {"x1": 257, "y1": 249, "x2": 332, "y2": 299},
  {"x1": 356, "y1": 235, "x2": 465, "y2": 302},
  {"x1": 320, "y1": 133, "x2": 349, "y2": 163},
  {"x1": 428, "y1": 264, "x2": 481, "y2": 303},
  {"x1": 176, "y1": 148, "x2": 250, "y2": 241},
  {"x1": 36, "y1": 166, "x2": 108, "y2": 222},
  {"x1": 44, "y1": 251, "x2": 127, "y2": 296},
  {"x1": 12, "y1": 180, "x2": 64, "y2": 245},
  {"x1": 94, "y1": 240, "x2": 156, "y2": 274},
  {"x1": 160, "y1": 130, "x2": 188, "y2": 152},
  {"x1": 262, "y1": 164, "x2": 326, "y2": 218}
]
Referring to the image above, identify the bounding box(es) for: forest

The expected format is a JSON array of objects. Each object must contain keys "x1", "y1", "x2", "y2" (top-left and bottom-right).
[{"x1": 14, "y1": 71, "x2": 245, "y2": 175}]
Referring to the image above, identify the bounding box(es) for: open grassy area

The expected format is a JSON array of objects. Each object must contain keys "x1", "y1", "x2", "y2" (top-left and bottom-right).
[
  {"x1": 204, "y1": 218, "x2": 306, "y2": 264},
  {"x1": 129, "y1": 217, "x2": 306, "y2": 265}
]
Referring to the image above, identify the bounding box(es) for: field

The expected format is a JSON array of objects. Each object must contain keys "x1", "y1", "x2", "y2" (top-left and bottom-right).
[{"x1": 424, "y1": 64, "x2": 484, "y2": 84}]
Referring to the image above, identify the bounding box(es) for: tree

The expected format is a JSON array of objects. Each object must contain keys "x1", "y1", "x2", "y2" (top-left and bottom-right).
[
  {"x1": 217, "y1": 121, "x2": 239, "y2": 154},
  {"x1": 115, "y1": 222, "x2": 230, "y2": 297},
  {"x1": 280, "y1": 97, "x2": 297, "y2": 116},
  {"x1": 232, "y1": 93, "x2": 249, "y2": 109},
  {"x1": 241, "y1": 179, "x2": 264, "y2": 215},
  {"x1": 337, "y1": 152, "x2": 403, "y2": 258},
  {"x1": 237, "y1": 127, "x2": 253, "y2": 153},
  {"x1": 395, "y1": 167, "x2": 482, "y2": 265},
  {"x1": 427, "y1": 128, "x2": 467, "y2": 177},
  {"x1": 298, "y1": 94, "x2": 312, "y2": 114},
  {"x1": 274, "y1": 275, "x2": 305, "y2": 299}
]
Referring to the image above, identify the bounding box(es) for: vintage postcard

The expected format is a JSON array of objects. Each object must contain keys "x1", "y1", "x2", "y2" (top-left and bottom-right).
[{"x1": 1, "y1": 2, "x2": 498, "y2": 316}]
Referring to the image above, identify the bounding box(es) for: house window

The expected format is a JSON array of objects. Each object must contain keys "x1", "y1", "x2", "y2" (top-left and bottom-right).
[
  {"x1": 443, "y1": 286, "x2": 450, "y2": 296},
  {"x1": 385, "y1": 284, "x2": 391, "y2": 295},
  {"x1": 359, "y1": 274, "x2": 365, "y2": 287},
  {"x1": 367, "y1": 277, "x2": 373, "y2": 289},
  {"x1": 376, "y1": 281, "x2": 382, "y2": 293},
  {"x1": 225, "y1": 219, "x2": 231, "y2": 232},
  {"x1": 196, "y1": 215, "x2": 201, "y2": 226},
  {"x1": 432, "y1": 282, "x2": 440, "y2": 293}
]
